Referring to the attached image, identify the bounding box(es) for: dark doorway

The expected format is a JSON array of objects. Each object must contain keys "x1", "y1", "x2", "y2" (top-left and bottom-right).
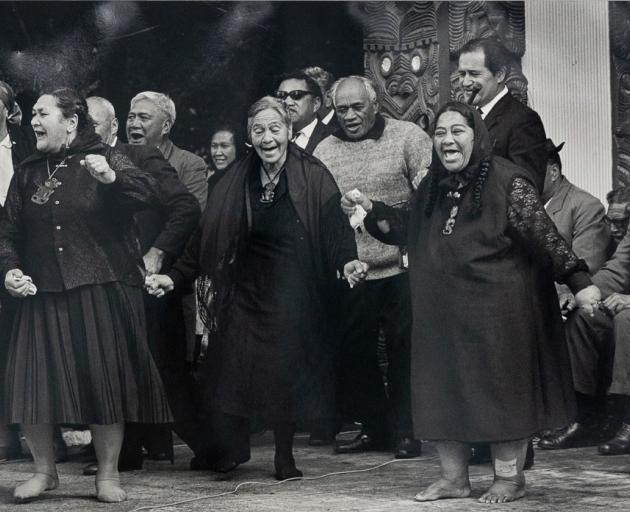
[{"x1": 0, "y1": 1, "x2": 364, "y2": 154}]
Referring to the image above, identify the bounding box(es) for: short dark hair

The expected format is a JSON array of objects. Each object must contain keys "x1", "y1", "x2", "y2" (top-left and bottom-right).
[
  {"x1": 274, "y1": 70, "x2": 323, "y2": 101},
  {"x1": 547, "y1": 152, "x2": 562, "y2": 172},
  {"x1": 459, "y1": 38, "x2": 512, "y2": 76},
  {"x1": 210, "y1": 123, "x2": 243, "y2": 157},
  {"x1": 607, "y1": 186, "x2": 630, "y2": 205},
  {"x1": 48, "y1": 87, "x2": 94, "y2": 135}
]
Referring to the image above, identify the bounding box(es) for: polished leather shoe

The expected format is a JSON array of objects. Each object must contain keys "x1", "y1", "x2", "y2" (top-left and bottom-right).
[
  {"x1": 598, "y1": 423, "x2": 630, "y2": 455},
  {"x1": 334, "y1": 433, "x2": 391, "y2": 454},
  {"x1": 538, "y1": 422, "x2": 600, "y2": 449},
  {"x1": 394, "y1": 437, "x2": 422, "y2": 459}
]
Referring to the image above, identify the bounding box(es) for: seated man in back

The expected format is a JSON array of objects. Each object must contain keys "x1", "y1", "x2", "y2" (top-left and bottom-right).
[
  {"x1": 542, "y1": 138, "x2": 610, "y2": 309},
  {"x1": 540, "y1": 187, "x2": 630, "y2": 453}
]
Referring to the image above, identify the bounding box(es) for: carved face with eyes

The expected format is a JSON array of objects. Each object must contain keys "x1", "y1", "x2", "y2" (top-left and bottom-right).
[{"x1": 364, "y1": 45, "x2": 438, "y2": 130}]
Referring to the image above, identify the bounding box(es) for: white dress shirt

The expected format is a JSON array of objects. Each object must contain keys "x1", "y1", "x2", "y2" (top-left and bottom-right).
[
  {"x1": 478, "y1": 86, "x2": 509, "y2": 120},
  {"x1": 292, "y1": 117, "x2": 318, "y2": 150},
  {"x1": 0, "y1": 134, "x2": 14, "y2": 207},
  {"x1": 321, "y1": 109, "x2": 335, "y2": 125}
]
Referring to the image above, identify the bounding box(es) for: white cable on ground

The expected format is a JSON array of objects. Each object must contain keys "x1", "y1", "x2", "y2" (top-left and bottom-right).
[{"x1": 129, "y1": 457, "x2": 436, "y2": 512}]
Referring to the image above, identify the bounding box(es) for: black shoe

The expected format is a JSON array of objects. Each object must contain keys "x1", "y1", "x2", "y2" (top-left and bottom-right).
[
  {"x1": 524, "y1": 440, "x2": 535, "y2": 470},
  {"x1": 394, "y1": 437, "x2": 422, "y2": 459},
  {"x1": 469, "y1": 444, "x2": 491, "y2": 465},
  {"x1": 598, "y1": 423, "x2": 630, "y2": 455},
  {"x1": 334, "y1": 433, "x2": 391, "y2": 454},
  {"x1": 538, "y1": 422, "x2": 600, "y2": 449}
]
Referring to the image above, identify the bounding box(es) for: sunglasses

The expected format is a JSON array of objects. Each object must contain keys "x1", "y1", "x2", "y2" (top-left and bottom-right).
[
  {"x1": 275, "y1": 90, "x2": 313, "y2": 101},
  {"x1": 604, "y1": 215, "x2": 630, "y2": 228}
]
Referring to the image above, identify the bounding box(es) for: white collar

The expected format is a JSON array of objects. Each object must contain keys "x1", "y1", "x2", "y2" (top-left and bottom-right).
[
  {"x1": 322, "y1": 110, "x2": 334, "y2": 125},
  {"x1": 110, "y1": 136, "x2": 118, "y2": 147},
  {"x1": 297, "y1": 117, "x2": 318, "y2": 139},
  {"x1": 0, "y1": 134, "x2": 11, "y2": 149},
  {"x1": 479, "y1": 86, "x2": 509, "y2": 119}
]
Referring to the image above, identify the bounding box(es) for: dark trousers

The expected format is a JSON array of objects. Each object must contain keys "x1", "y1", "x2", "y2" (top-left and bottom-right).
[
  {"x1": 564, "y1": 307, "x2": 630, "y2": 397},
  {"x1": 336, "y1": 273, "x2": 413, "y2": 440},
  {"x1": 120, "y1": 290, "x2": 204, "y2": 460}
]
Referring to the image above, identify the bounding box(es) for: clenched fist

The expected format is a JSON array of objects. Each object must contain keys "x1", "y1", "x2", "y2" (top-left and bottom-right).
[{"x1": 81, "y1": 154, "x2": 116, "y2": 184}]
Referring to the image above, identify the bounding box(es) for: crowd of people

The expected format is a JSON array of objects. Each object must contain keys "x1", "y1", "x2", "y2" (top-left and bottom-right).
[{"x1": 0, "y1": 36, "x2": 626, "y2": 505}]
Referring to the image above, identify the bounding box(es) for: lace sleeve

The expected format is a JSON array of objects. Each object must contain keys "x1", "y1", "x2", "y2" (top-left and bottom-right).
[{"x1": 507, "y1": 177, "x2": 588, "y2": 283}]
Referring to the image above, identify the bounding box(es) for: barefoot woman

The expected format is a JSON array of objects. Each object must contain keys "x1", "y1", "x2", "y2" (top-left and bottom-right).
[
  {"x1": 343, "y1": 101, "x2": 601, "y2": 503},
  {"x1": 0, "y1": 88, "x2": 172, "y2": 503}
]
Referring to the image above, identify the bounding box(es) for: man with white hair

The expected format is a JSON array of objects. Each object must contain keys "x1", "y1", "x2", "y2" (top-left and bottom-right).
[
  {"x1": 127, "y1": 91, "x2": 207, "y2": 210},
  {"x1": 83, "y1": 96, "x2": 202, "y2": 473},
  {"x1": 313, "y1": 75, "x2": 431, "y2": 458}
]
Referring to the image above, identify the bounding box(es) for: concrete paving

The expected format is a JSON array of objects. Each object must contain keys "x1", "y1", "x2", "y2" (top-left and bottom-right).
[{"x1": 0, "y1": 431, "x2": 629, "y2": 512}]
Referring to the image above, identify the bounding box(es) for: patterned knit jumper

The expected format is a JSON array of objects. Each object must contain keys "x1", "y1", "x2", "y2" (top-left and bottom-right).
[{"x1": 314, "y1": 117, "x2": 432, "y2": 280}]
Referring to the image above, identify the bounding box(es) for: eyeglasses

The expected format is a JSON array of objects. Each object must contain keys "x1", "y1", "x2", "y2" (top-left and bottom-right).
[
  {"x1": 275, "y1": 90, "x2": 312, "y2": 101},
  {"x1": 604, "y1": 215, "x2": 630, "y2": 228}
]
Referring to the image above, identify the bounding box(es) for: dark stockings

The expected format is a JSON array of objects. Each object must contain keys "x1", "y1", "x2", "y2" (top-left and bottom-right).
[{"x1": 273, "y1": 423, "x2": 302, "y2": 480}]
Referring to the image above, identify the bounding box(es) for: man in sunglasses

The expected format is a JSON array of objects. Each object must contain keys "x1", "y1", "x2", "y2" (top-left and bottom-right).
[{"x1": 275, "y1": 71, "x2": 334, "y2": 155}]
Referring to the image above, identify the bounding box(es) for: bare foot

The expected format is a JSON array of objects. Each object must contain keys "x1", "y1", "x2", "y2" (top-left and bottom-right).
[
  {"x1": 414, "y1": 478, "x2": 471, "y2": 502},
  {"x1": 14, "y1": 472, "x2": 59, "y2": 503},
  {"x1": 479, "y1": 478, "x2": 525, "y2": 504},
  {"x1": 96, "y1": 477, "x2": 127, "y2": 503}
]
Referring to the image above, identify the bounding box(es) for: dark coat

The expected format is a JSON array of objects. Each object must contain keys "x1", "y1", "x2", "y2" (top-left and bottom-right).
[
  {"x1": 168, "y1": 144, "x2": 357, "y2": 422},
  {"x1": 115, "y1": 141, "x2": 200, "y2": 265},
  {"x1": 7, "y1": 123, "x2": 35, "y2": 169},
  {"x1": 304, "y1": 118, "x2": 336, "y2": 155},
  {"x1": 366, "y1": 157, "x2": 587, "y2": 441},
  {"x1": 0, "y1": 133, "x2": 162, "y2": 291},
  {"x1": 484, "y1": 92, "x2": 547, "y2": 192}
]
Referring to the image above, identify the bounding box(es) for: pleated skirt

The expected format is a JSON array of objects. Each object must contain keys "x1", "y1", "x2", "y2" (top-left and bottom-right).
[{"x1": 3, "y1": 282, "x2": 173, "y2": 425}]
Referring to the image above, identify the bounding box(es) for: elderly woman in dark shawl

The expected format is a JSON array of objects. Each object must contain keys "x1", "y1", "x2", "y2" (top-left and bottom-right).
[
  {"x1": 147, "y1": 96, "x2": 366, "y2": 479},
  {"x1": 343, "y1": 101, "x2": 601, "y2": 504}
]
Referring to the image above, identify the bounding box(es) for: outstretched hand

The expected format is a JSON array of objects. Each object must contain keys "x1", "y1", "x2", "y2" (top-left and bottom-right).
[
  {"x1": 145, "y1": 274, "x2": 175, "y2": 298},
  {"x1": 341, "y1": 189, "x2": 373, "y2": 216},
  {"x1": 343, "y1": 260, "x2": 369, "y2": 288},
  {"x1": 574, "y1": 285, "x2": 602, "y2": 317}
]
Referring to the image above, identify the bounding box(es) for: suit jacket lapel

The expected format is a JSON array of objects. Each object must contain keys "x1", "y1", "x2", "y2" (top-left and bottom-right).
[{"x1": 483, "y1": 93, "x2": 512, "y2": 132}]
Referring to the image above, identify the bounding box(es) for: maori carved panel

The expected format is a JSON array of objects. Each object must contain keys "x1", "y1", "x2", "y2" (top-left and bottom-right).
[
  {"x1": 363, "y1": 2, "x2": 440, "y2": 131},
  {"x1": 610, "y1": 1, "x2": 630, "y2": 188},
  {"x1": 448, "y1": 1, "x2": 526, "y2": 104},
  {"x1": 362, "y1": 1, "x2": 526, "y2": 128}
]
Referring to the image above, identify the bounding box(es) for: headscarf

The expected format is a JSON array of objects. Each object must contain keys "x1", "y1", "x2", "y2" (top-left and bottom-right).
[{"x1": 424, "y1": 101, "x2": 493, "y2": 217}]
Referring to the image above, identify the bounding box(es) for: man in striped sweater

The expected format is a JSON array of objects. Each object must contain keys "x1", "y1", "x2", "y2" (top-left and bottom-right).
[{"x1": 313, "y1": 76, "x2": 431, "y2": 458}]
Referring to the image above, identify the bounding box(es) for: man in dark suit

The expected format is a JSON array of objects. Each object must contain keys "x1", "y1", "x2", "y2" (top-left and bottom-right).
[
  {"x1": 458, "y1": 38, "x2": 548, "y2": 192},
  {"x1": 85, "y1": 96, "x2": 202, "y2": 473},
  {"x1": 0, "y1": 80, "x2": 35, "y2": 460},
  {"x1": 275, "y1": 70, "x2": 334, "y2": 155},
  {"x1": 458, "y1": 38, "x2": 548, "y2": 468}
]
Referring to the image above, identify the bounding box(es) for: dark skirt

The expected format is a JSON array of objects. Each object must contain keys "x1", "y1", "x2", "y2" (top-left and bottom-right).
[{"x1": 3, "y1": 282, "x2": 173, "y2": 425}]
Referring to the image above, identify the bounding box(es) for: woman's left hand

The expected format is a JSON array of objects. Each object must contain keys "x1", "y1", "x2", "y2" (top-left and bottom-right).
[
  {"x1": 343, "y1": 260, "x2": 369, "y2": 287},
  {"x1": 81, "y1": 154, "x2": 116, "y2": 184},
  {"x1": 574, "y1": 284, "x2": 602, "y2": 316}
]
